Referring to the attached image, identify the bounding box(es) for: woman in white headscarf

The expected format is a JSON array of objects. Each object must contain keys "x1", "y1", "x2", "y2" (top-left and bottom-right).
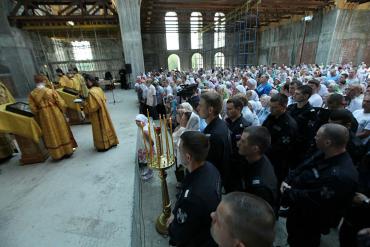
[
  {"x1": 246, "y1": 89, "x2": 259, "y2": 101},
  {"x1": 135, "y1": 114, "x2": 154, "y2": 180},
  {"x1": 235, "y1": 84, "x2": 247, "y2": 95},
  {"x1": 172, "y1": 103, "x2": 200, "y2": 186}
]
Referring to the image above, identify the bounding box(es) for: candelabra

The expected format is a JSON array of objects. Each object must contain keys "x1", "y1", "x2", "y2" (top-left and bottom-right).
[{"x1": 140, "y1": 111, "x2": 175, "y2": 235}]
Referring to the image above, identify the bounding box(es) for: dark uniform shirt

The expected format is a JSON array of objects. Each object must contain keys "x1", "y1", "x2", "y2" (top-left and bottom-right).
[
  {"x1": 314, "y1": 108, "x2": 359, "y2": 133},
  {"x1": 242, "y1": 155, "x2": 278, "y2": 209},
  {"x1": 287, "y1": 102, "x2": 317, "y2": 162},
  {"x1": 225, "y1": 114, "x2": 250, "y2": 154},
  {"x1": 263, "y1": 112, "x2": 299, "y2": 181},
  {"x1": 225, "y1": 114, "x2": 250, "y2": 191},
  {"x1": 169, "y1": 162, "x2": 221, "y2": 247},
  {"x1": 204, "y1": 117, "x2": 232, "y2": 192},
  {"x1": 282, "y1": 152, "x2": 358, "y2": 246},
  {"x1": 340, "y1": 158, "x2": 370, "y2": 247}
]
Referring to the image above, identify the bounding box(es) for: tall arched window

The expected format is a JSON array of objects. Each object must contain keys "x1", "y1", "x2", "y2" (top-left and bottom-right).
[
  {"x1": 214, "y1": 52, "x2": 224, "y2": 68},
  {"x1": 191, "y1": 53, "x2": 203, "y2": 70},
  {"x1": 165, "y1": 12, "x2": 179, "y2": 50},
  {"x1": 214, "y1": 12, "x2": 225, "y2": 48},
  {"x1": 190, "y1": 12, "x2": 203, "y2": 50},
  {"x1": 168, "y1": 54, "x2": 181, "y2": 71}
]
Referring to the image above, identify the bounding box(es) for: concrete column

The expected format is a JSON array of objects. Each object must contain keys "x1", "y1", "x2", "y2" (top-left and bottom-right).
[
  {"x1": 202, "y1": 13, "x2": 214, "y2": 69},
  {"x1": 177, "y1": 12, "x2": 191, "y2": 71},
  {"x1": 0, "y1": 1, "x2": 37, "y2": 97},
  {"x1": 116, "y1": 0, "x2": 145, "y2": 77},
  {"x1": 225, "y1": 29, "x2": 235, "y2": 67}
]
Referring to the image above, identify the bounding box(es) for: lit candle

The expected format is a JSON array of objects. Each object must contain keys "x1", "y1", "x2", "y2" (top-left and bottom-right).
[
  {"x1": 159, "y1": 114, "x2": 164, "y2": 154},
  {"x1": 147, "y1": 109, "x2": 153, "y2": 164},
  {"x1": 155, "y1": 127, "x2": 162, "y2": 169},
  {"x1": 169, "y1": 117, "x2": 175, "y2": 159},
  {"x1": 164, "y1": 116, "x2": 170, "y2": 164},
  {"x1": 140, "y1": 122, "x2": 149, "y2": 162}
]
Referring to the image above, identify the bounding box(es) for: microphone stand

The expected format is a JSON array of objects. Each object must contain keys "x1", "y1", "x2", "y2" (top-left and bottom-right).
[{"x1": 109, "y1": 79, "x2": 121, "y2": 104}]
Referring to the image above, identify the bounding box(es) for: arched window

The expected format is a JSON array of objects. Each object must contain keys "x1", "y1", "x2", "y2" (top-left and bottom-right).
[
  {"x1": 191, "y1": 53, "x2": 203, "y2": 70},
  {"x1": 165, "y1": 12, "x2": 179, "y2": 50},
  {"x1": 214, "y1": 12, "x2": 225, "y2": 48},
  {"x1": 190, "y1": 12, "x2": 203, "y2": 50},
  {"x1": 168, "y1": 54, "x2": 181, "y2": 71},
  {"x1": 214, "y1": 52, "x2": 224, "y2": 68}
]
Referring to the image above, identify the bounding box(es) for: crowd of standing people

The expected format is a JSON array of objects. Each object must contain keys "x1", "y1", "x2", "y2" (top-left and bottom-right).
[{"x1": 135, "y1": 62, "x2": 370, "y2": 247}]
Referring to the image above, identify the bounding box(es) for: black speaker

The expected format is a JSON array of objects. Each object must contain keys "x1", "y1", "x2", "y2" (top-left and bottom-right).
[{"x1": 125, "y1": 64, "x2": 132, "y2": 74}]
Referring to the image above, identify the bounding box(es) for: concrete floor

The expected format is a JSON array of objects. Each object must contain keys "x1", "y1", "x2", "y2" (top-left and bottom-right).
[
  {"x1": 0, "y1": 89, "x2": 139, "y2": 247},
  {"x1": 0, "y1": 89, "x2": 340, "y2": 247}
]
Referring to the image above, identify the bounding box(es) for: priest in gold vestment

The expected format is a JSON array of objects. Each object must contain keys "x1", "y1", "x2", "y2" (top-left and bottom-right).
[
  {"x1": 66, "y1": 70, "x2": 81, "y2": 92},
  {"x1": 29, "y1": 75, "x2": 77, "y2": 160},
  {"x1": 0, "y1": 81, "x2": 16, "y2": 160},
  {"x1": 72, "y1": 68, "x2": 89, "y2": 98},
  {"x1": 83, "y1": 75, "x2": 119, "y2": 151},
  {"x1": 56, "y1": 68, "x2": 74, "y2": 89}
]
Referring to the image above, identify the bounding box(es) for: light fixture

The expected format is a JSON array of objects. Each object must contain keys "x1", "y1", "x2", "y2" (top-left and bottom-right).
[
  {"x1": 303, "y1": 15, "x2": 313, "y2": 22},
  {"x1": 66, "y1": 21, "x2": 75, "y2": 26}
]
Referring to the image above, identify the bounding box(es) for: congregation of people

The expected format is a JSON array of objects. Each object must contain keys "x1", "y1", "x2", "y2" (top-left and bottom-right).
[
  {"x1": 134, "y1": 62, "x2": 370, "y2": 247},
  {"x1": 0, "y1": 67, "x2": 119, "y2": 162}
]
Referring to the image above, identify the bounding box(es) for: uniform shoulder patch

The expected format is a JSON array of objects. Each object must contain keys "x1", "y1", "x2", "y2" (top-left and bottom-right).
[
  {"x1": 252, "y1": 179, "x2": 261, "y2": 185},
  {"x1": 176, "y1": 208, "x2": 188, "y2": 224}
]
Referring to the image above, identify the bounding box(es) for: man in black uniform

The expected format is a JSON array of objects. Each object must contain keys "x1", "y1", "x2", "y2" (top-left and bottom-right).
[
  {"x1": 287, "y1": 85, "x2": 317, "y2": 163},
  {"x1": 281, "y1": 123, "x2": 359, "y2": 247},
  {"x1": 168, "y1": 131, "x2": 221, "y2": 247},
  {"x1": 199, "y1": 91, "x2": 232, "y2": 192},
  {"x1": 237, "y1": 126, "x2": 278, "y2": 209},
  {"x1": 263, "y1": 93, "x2": 299, "y2": 185},
  {"x1": 225, "y1": 97, "x2": 250, "y2": 191},
  {"x1": 328, "y1": 109, "x2": 366, "y2": 166},
  {"x1": 340, "y1": 151, "x2": 370, "y2": 247},
  {"x1": 315, "y1": 93, "x2": 358, "y2": 133}
]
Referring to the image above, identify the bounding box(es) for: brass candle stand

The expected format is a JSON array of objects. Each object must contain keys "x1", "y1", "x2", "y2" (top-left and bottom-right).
[{"x1": 140, "y1": 111, "x2": 175, "y2": 235}]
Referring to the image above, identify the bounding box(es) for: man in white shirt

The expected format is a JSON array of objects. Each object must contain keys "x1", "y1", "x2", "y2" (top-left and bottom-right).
[
  {"x1": 347, "y1": 69, "x2": 360, "y2": 85},
  {"x1": 353, "y1": 93, "x2": 370, "y2": 144},
  {"x1": 307, "y1": 79, "x2": 323, "y2": 107},
  {"x1": 346, "y1": 84, "x2": 364, "y2": 113},
  {"x1": 163, "y1": 79, "x2": 173, "y2": 96},
  {"x1": 146, "y1": 79, "x2": 158, "y2": 119}
]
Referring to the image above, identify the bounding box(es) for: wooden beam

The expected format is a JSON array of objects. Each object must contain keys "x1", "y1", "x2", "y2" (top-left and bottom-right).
[
  {"x1": 9, "y1": 15, "x2": 118, "y2": 21},
  {"x1": 65, "y1": 6, "x2": 80, "y2": 15},
  {"x1": 58, "y1": 1, "x2": 76, "y2": 15}
]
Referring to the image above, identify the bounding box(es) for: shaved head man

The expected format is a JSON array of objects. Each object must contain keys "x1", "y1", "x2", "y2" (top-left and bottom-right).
[
  {"x1": 210, "y1": 192, "x2": 275, "y2": 247},
  {"x1": 281, "y1": 123, "x2": 358, "y2": 247}
]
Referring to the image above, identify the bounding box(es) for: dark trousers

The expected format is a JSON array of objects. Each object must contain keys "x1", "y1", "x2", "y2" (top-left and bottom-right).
[
  {"x1": 139, "y1": 102, "x2": 145, "y2": 114},
  {"x1": 340, "y1": 220, "x2": 359, "y2": 247},
  {"x1": 287, "y1": 214, "x2": 321, "y2": 247},
  {"x1": 339, "y1": 206, "x2": 370, "y2": 247},
  {"x1": 147, "y1": 105, "x2": 158, "y2": 120},
  {"x1": 156, "y1": 104, "x2": 166, "y2": 117}
]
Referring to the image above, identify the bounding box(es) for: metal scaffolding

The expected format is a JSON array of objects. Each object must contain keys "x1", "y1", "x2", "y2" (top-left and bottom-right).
[
  {"x1": 199, "y1": 0, "x2": 260, "y2": 69},
  {"x1": 28, "y1": 28, "x2": 124, "y2": 81},
  {"x1": 233, "y1": 2, "x2": 259, "y2": 67}
]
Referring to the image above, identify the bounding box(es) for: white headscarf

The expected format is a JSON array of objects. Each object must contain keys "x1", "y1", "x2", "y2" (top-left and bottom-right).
[
  {"x1": 135, "y1": 114, "x2": 148, "y2": 125},
  {"x1": 248, "y1": 100, "x2": 262, "y2": 113},
  {"x1": 247, "y1": 90, "x2": 259, "y2": 101},
  {"x1": 236, "y1": 85, "x2": 246, "y2": 95},
  {"x1": 180, "y1": 102, "x2": 193, "y2": 112},
  {"x1": 247, "y1": 78, "x2": 257, "y2": 88}
]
